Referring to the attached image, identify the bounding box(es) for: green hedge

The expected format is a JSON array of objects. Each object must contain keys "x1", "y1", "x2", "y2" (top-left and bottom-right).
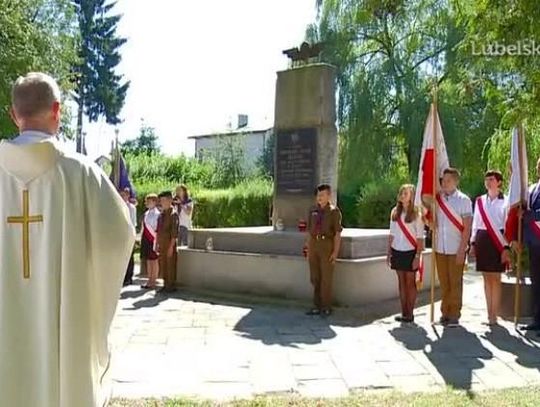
[
  {"x1": 132, "y1": 178, "x2": 272, "y2": 228},
  {"x1": 193, "y1": 179, "x2": 272, "y2": 228},
  {"x1": 355, "y1": 178, "x2": 406, "y2": 228}
]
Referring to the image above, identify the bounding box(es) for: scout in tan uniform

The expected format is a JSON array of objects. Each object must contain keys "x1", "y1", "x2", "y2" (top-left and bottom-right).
[
  {"x1": 304, "y1": 184, "x2": 343, "y2": 317},
  {"x1": 156, "y1": 191, "x2": 179, "y2": 293}
]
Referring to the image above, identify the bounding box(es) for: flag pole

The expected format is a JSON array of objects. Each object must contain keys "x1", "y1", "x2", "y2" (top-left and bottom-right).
[
  {"x1": 514, "y1": 123, "x2": 525, "y2": 326},
  {"x1": 114, "y1": 128, "x2": 120, "y2": 190},
  {"x1": 430, "y1": 83, "x2": 438, "y2": 324}
]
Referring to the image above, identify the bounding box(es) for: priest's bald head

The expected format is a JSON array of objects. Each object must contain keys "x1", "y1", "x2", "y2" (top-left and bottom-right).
[{"x1": 10, "y1": 72, "x2": 61, "y2": 135}]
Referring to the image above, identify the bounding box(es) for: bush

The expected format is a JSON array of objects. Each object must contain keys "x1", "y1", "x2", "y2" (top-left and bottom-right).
[
  {"x1": 356, "y1": 178, "x2": 405, "y2": 228},
  {"x1": 133, "y1": 178, "x2": 273, "y2": 228},
  {"x1": 193, "y1": 179, "x2": 272, "y2": 228},
  {"x1": 126, "y1": 153, "x2": 215, "y2": 187}
]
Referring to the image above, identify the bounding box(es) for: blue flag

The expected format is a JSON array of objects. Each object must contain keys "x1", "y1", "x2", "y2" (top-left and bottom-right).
[{"x1": 111, "y1": 150, "x2": 136, "y2": 199}]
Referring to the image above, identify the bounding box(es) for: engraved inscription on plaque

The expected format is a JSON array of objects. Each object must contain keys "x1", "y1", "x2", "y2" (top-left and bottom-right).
[{"x1": 276, "y1": 128, "x2": 316, "y2": 194}]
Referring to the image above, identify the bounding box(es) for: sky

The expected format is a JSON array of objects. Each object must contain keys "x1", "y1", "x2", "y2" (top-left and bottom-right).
[{"x1": 82, "y1": 0, "x2": 318, "y2": 159}]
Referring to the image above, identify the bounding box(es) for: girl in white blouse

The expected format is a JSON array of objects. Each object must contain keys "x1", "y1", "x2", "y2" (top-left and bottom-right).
[
  {"x1": 387, "y1": 184, "x2": 425, "y2": 323},
  {"x1": 470, "y1": 170, "x2": 511, "y2": 326}
]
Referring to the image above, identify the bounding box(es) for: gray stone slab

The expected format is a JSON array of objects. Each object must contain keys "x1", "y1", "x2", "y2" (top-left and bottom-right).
[
  {"x1": 111, "y1": 271, "x2": 540, "y2": 400},
  {"x1": 189, "y1": 227, "x2": 388, "y2": 258}
]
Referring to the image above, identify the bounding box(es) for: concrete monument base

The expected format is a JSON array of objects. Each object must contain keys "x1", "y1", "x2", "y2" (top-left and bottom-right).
[
  {"x1": 176, "y1": 231, "x2": 434, "y2": 307},
  {"x1": 188, "y1": 226, "x2": 389, "y2": 259}
]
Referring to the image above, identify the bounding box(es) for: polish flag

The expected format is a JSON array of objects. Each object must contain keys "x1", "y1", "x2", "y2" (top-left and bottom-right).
[
  {"x1": 415, "y1": 103, "x2": 449, "y2": 208},
  {"x1": 505, "y1": 127, "x2": 528, "y2": 241}
]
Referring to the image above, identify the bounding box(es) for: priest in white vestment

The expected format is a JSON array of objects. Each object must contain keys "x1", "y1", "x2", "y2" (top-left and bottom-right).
[{"x1": 0, "y1": 73, "x2": 136, "y2": 406}]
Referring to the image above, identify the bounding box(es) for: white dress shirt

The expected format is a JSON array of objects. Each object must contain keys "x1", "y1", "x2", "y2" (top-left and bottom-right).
[
  {"x1": 471, "y1": 193, "x2": 508, "y2": 242},
  {"x1": 435, "y1": 189, "x2": 473, "y2": 255},
  {"x1": 178, "y1": 200, "x2": 194, "y2": 228},
  {"x1": 390, "y1": 212, "x2": 424, "y2": 252},
  {"x1": 143, "y1": 208, "x2": 160, "y2": 232}
]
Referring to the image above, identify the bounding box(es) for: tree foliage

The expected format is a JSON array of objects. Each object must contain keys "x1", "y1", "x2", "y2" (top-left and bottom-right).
[
  {"x1": 121, "y1": 120, "x2": 160, "y2": 156},
  {"x1": 0, "y1": 0, "x2": 78, "y2": 139},
  {"x1": 207, "y1": 136, "x2": 248, "y2": 188},
  {"x1": 72, "y1": 0, "x2": 129, "y2": 149},
  {"x1": 311, "y1": 0, "x2": 538, "y2": 204}
]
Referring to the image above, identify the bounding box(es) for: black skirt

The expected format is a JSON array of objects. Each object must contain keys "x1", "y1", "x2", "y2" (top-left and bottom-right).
[
  {"x1": 475, "y1": 229, "x2": 505, "y2": 273},
  {"x1": 141, "y1": 235, "x2": 158, "y2": 260},
  {"x1": 390, "y1": 248, "x2": 418, "y2": 272}
]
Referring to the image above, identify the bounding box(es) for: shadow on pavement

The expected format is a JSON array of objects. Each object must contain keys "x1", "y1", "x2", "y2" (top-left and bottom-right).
[
  {"x1": 484, "y1": 326, "x2": 540, "y2": 370},
  {"x1": 390, "y1": 324, "x2": 493, "y2": 393}
]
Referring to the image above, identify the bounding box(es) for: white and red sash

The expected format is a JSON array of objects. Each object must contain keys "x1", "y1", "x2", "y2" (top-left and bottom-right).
[
  {"x1": 436, "y1": 193, "x2": 464, "y2": 233},
  {"x1": 476, "y1": 196, "x2": 508, "y2": 254},
  {"x1": 396, "y1": 216, "x2": 424, "y2": 283},
  {"x1": 143, "y1": 213, "x2": 157, "y2": 244}
]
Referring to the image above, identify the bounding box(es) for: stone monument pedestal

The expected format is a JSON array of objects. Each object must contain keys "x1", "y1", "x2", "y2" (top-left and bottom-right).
[
  {"x1": 177, "y1": 230, "x2": 434, "y2": 307},
  {"x1": 272, "y1": 64, "x2": 338, "y2": 230}
]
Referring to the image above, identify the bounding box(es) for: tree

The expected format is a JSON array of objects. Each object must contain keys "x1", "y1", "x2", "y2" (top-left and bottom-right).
[
  {"x1": 0, "y1": 0, "x2": 77, "y2": 139},
  {"x1": 121, "y1": 120, "x2": 160, "y2": 156},
  {"x1": 208, "y1": 135, "x2": 247, "y2": 188},
  {"x1": 257, "y1": 131, "x2": 275, "y2": 178},
  {"x1": 311, "y1": 0, "x2": 503, "y2": 198},
  {"x1": 72, "y1": 0, "x2": 129, "y2": 153}
]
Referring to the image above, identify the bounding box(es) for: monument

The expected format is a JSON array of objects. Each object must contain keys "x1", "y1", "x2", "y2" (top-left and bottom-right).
[
  {"x1": 272, "y1": 47, "x2": 337, "y2": 229},
  {"x1": 178, "y1": 43, "x2": 434, "y2": 307}
]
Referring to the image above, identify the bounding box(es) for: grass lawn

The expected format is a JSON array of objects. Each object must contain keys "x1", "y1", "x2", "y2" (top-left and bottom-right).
[{"x1": 110, "y1": 387, "x2": 540, "y2": 406}]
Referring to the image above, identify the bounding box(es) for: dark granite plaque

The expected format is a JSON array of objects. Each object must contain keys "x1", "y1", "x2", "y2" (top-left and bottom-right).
[{"x1": 276, "y1": 128, "x2": 316, "y2": 194}]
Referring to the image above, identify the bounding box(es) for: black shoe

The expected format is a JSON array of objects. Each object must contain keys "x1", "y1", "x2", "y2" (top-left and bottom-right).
[
  {"x1": 521, "y1": 323, "x2": 540, "y2": 331},
  {"x1": 395, "y1": 315, "x2": 405, "y2": 322},
  {"x1": 321, "y1": 309, "x2": 332, "y2": 318},
  {"x1": 306, "y1": 308, "x2": 321, "y2": 316},
  {"x1": 403, "y1": 316, "x2": 415, "y2": 324}
]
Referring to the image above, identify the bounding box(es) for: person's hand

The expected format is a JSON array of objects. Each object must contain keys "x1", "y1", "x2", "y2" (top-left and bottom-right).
[
  {"x1": 412, "y1": 256, "x2": 420, "y2": 271},
  {"x1": 386, "y1": 253, "x2": 392, "y2": 268},
  {"x1": 456, "y1": 248, "x2": 466, "y2": 266},
  {"x1": 329, "y1": 252, "x2": 338, "y2": 264},
  {"x1": 303, "y1": 245, "x2": 309, "y2": 259},
  {"x1": 501, "y1": 249, "x2": 511, "y2": 265},
  {"x1": 511, "y1": 240, "x2": 522, "y2": 253},
  {"x1": 469, "y1": 244, "x2": 475, "y2": 259},
  {"x1": 167, "y1": 246, "x2": 174, "y2": 258}
]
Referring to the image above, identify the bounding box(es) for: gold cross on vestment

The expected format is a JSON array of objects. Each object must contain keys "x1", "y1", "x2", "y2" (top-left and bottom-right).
[{"x1": 7, "y1": 190, "x2": 43, "y2": 279}]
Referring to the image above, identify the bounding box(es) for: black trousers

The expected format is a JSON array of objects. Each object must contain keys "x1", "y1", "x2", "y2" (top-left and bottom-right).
[
  {"x1": 124, "y1": 249, "x2": 135, "y2": 284},
  {"x1": 530, "y1": 244, "x2": 540, "y2": 324}
]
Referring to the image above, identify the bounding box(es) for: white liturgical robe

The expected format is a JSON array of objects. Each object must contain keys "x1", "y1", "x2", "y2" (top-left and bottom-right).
[{"x1": 0, "y1": 133, "x2": 136, "y2": 407}]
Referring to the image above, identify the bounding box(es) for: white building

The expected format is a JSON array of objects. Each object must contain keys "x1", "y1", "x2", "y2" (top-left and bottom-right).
[{"x1": 189, "y1": 115, "x2": 272, "y2": 169}]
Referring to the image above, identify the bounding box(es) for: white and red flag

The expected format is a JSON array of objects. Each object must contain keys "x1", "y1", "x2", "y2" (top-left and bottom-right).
[
  {"x1": 415, "y1": 103, "x2": 449, "y2": 209},
  {"x1": 505, "y1": 127, "x2": 529, "y2": 241}
]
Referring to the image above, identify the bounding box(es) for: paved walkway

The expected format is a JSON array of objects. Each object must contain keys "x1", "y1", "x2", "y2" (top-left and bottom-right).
[{"x1": 110, "y1": 271, "x2": 540, "y2": 400}]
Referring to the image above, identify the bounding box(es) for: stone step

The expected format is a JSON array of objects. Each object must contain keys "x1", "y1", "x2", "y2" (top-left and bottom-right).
[{"x1": 188, "y1": 226, "x2": 389, "y2": 259}]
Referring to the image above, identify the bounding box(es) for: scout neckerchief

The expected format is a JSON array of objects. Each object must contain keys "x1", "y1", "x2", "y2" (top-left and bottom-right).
[
  {"x1": 436, "y1": 192, "x2": 464, "y2": 233},
  {"x1": 315, "y1": 205, "x2": 326, "y2": 235},
  {"x1": 396, "y1": 214, "x2": 424, "y2": 286},
  {"x1": 476, "y1": 195, "x2": 509, "y2": 257}
]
